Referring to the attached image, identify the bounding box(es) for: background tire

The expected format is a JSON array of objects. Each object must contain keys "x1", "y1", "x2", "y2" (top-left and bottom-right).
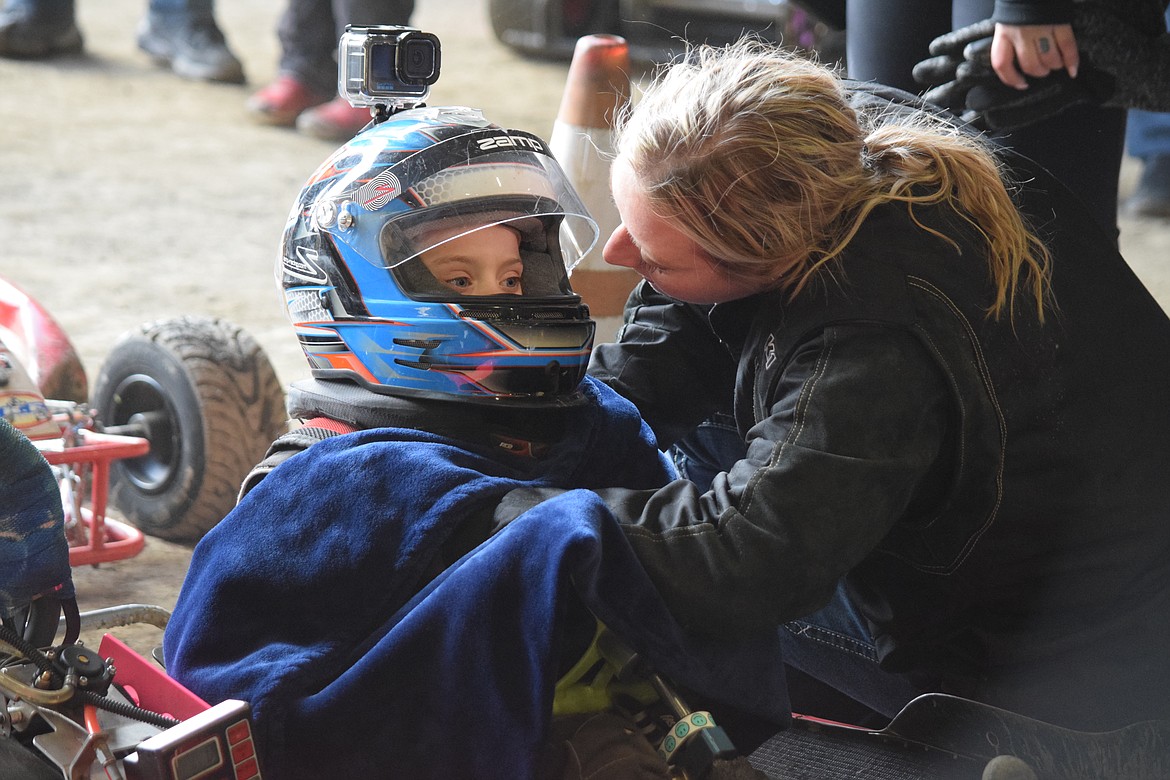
[
  {"x1": 91, "y1": 316, "x2": 286, "y2": 543},
  {"x1": 488, "y1": 0, "x2": 617, "y2": 59}
]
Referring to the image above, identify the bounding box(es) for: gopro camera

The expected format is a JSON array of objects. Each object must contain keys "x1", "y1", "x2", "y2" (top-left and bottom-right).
[{"x1": 339, "y1": 25, "x2": 441, "y2": 113}]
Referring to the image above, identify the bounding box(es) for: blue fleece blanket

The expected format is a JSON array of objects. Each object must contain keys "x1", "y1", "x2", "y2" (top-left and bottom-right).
[
  {"x1": 164, "y1": 378, "x2": 790, "y2": 778},
  {"x1": 0, "y1": 417, "x2": 74, "y2": 616}
]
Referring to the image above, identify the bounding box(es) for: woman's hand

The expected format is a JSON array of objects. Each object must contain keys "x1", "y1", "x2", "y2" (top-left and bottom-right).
[{"x1": 991, "y1": 23, "x2": 1079, "y2": 89}]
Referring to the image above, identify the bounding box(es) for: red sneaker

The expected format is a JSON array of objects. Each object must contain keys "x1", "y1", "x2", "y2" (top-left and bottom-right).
[
  {"x1": 296, "y1": 98, "x2": 375, "y2": 142},
  {"x1": 247, "y1": 75, "x2": 331, "y2": 127}
]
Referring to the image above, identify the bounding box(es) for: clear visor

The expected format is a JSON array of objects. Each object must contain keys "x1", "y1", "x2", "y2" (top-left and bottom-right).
[{"x1": 376, "y1": 150, "x2": 599, "y2": 272}]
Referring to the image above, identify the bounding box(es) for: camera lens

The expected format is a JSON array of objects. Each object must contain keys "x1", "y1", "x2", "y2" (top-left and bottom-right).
[{"x1": 398, "y1": 36, "x2": 439, "y2": 83}]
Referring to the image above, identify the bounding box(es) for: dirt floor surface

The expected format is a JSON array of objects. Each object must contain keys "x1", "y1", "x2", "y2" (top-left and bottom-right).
[{"x1": 3, "y1": 0, "x2": 1169, "y2": 657}]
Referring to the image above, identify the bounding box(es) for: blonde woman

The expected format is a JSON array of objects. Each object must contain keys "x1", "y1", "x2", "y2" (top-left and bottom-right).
[{"x1": 586, "y1": 41, "x2": 1170, "y2": 732}]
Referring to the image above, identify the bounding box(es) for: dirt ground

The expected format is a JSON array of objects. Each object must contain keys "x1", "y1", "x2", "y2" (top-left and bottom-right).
[{"x1": 2, "y1": 0, "x2": 1169, "y2": 657}]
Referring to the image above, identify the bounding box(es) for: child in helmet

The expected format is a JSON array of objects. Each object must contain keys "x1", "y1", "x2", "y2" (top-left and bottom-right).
[
  {"x1": 417, "y1": 222, "x2": 525, "y2": 296},
  {"x1": 163, "y1": 106, "x2": 784, "y2": 779}
]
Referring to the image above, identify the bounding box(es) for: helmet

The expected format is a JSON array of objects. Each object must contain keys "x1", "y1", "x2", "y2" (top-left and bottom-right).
[{"x1": 278, "y1": 106, "x2": 599, "y2": 406}]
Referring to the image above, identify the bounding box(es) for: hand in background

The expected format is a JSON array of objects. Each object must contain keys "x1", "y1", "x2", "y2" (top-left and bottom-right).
[{"x1": 990, "y1": 23, "x2": 1079, "y2": 89}]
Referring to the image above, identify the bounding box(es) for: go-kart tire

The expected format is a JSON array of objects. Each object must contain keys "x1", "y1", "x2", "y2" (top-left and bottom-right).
[
  {"x1": 488, "y1": 0, "x2": 617, "y2": 59},
  {"x1": 91, "y1": 316, "x2": 286, "y2": 543}
]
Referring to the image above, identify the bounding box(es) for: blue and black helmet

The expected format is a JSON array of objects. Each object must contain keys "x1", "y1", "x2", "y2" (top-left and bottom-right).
[{"x1": 278, "y1": 106, "x2": 598, "y2": 405}]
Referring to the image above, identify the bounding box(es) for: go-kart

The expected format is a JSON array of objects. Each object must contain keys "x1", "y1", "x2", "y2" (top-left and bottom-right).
[
  {"x1": 1, "y1": 603, "x2": 264, "y2": 780},
  {"x1": 2, "y1": 272, "x2": 279, "y2": 778},
  {"x1": 1, "y1": 274, "x2": 287, "y2": 553},
  {"x1": 6, "y1": 283, "x2": 1156, "y2": 779}
]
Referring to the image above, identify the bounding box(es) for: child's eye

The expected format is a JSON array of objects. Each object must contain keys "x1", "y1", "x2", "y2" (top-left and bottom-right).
[
  {"x1": 502, "y1": 276, "x2": 522, "y2": 289},
  {"x1": 447, "y1": 277, "x2": 472, "y2": 289}
]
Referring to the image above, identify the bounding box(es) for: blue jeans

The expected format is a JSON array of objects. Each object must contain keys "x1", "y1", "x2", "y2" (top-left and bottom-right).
[
  {"x1": 1126, "y1": 7, "x2": 1170, "y2": 162},
  {"x1": 8, "y1": 0, "x2": 217, "y2": 24},
  {"x1": 673, "y1": 417, "x2": 921, "y2": 719},
  {"x1": 148, "y1": 0, "x2": 213, "y2": 17}
]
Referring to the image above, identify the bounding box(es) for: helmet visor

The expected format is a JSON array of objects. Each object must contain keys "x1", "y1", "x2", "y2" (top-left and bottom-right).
[{"x1": 368, "y1": 133, "x2": 599, "y2": 272}]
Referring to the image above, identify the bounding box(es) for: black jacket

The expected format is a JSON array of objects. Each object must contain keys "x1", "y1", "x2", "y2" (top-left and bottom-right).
[{"x1": 588, "y1": 90, "x2": 1170, "y2": 730}]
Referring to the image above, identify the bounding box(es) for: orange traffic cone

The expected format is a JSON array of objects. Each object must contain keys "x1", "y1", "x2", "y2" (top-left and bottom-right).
[{"x1": 550, "y1": 34, "x2": 642, "y2": 344}]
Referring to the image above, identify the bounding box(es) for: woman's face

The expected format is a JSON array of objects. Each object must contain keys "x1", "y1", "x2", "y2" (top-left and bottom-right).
[{"x1": 604, "y1": 157, "x2": 761, "y2": 304}]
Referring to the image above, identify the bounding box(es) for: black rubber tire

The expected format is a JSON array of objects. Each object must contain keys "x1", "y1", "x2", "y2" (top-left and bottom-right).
[
  {"x1": 488, "y1": 0, "x2": 618, "y2": 59},
  {"x1": 91, "y1": 316, "x2": 286, "y2": 543},
  {"x1": 488, "y1": 0, "x2": 549, "y2": 57}
]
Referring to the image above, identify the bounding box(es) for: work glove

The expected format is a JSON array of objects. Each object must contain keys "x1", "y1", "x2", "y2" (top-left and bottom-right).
[{"x1": 913, "y1": 1, "x2": 1170, "y2": 132}]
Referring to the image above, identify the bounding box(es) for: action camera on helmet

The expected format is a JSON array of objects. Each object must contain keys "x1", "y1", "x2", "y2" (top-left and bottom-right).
[{"x1": 339, "y1": 25, "x2": 441, "y2": 114}]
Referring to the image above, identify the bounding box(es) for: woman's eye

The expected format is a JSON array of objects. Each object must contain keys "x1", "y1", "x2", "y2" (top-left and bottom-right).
[
  {"x1": 448, "y1": 277, "x2": 471, "y2": 288},
  {"x1": 502, "y1": 276, "x2": 522, "y2": 289}
]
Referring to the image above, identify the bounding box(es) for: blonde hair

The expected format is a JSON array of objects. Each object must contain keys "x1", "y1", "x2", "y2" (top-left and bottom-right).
[{"x1": 615, "y1": 40, "x2": 1051, "y2": 320}]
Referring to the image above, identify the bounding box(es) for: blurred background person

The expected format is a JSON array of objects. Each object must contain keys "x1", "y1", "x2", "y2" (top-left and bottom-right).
[
  {"x1": 246, "y1": 0, "x2": 414, "y2": 141},
  {"x1": 846, "y1": 0, "x2": 1127, "y2": 242},
  {"x1": 1123, "y1": 5, "x2": 1170, "y2": 220},
  {"x1": 0, "y1": 0, "x2": 244, "y2": 83}
]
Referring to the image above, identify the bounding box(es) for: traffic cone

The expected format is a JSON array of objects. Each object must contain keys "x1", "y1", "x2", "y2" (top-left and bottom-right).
[{"x1": 550, "y1": 34, "x2": 642, "y2": 344}]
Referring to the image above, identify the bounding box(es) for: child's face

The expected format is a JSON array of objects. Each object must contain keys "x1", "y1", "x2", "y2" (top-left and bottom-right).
[{"x1": 418, "y1": 224, "x2": 524, "y2": 296}]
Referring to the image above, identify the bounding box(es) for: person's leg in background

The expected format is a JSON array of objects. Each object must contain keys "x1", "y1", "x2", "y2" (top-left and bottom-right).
[
  {"x1": 248, "y1": 0, "x2": 415, "y2": 141},
  {"x1": 0, "y1": 0, "x2": 82, "y2": 58},
  {"x1": 845, "y1": 0, "x2": 951, "y2": 93},
  {"x1": 294, "y1": 0, "x2": 416, "y2": 141},
  {"x1": 1125, "y1": 110, "x2": 1170, "y2": 219},
  {"x1": 848, "y1": 0, "x2": 1128, "y2": 244},
  {"x1": 247, "y1": 0, "x2": 338, "y2": 127},
  {"x1": 951, "y1": 0, "x2": 1127, "y2": 244},
  {"x1": 138, "y1": 0, "x2": 245, "y2": 84},
  {"x1": 1122, "y1": 6, "x2": 1170, "y2": 220}
]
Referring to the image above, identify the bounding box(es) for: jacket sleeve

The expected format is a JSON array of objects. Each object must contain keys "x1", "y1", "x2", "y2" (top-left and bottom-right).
[
  {"x1": 595, "y1": 325, "x2": 953, "y2": 637},
  {"x1": 589, "y1": 281, "x2": 739, "y2": 449},
  {"x1": 992, "y1": 0, "x2": 1074, "y2": 25}
]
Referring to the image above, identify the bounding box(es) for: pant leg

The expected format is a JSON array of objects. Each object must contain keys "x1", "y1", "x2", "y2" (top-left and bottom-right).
[
  {"x1": 1125, "y1": 7, "x2": 1170, "y2": 162},
  {"x1": 277, "y1": 0, "x2": 338, "y2": 92},
  {"x1": 850, "y1": 0, "x2": 1127, "y2": 241},
  {"x1": 954, "y1": 0, "x2": 1127, "y2": 240},
  {"x1": 334, "y1": 0, "x2": 414, "y2": 37},
  {"x1": 148, "y1": 0, "x2": 214, "y2": 20},
  {"x1": 1127, "y1": 109, "x2": 1170, "y2": 161},
  {"x1": 278, "y1": 0, "x2": 415, "y2": 94},
  {"x1": 778, "y1": 584, "x2": 921, "y2": 719},
  {"x1": 668, "y1": 412, "x2": 742, "y2": 489},
  {"x1": 5, "y1": 0, "x2": 74, "y2": 24},
  {"x1": 845, "y1": 0, "x2": 952, "y2": 93}
]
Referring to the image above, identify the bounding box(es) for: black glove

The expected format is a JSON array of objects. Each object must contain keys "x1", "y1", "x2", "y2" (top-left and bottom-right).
[{"x1": 913, "y1": 1, "x2": 1170, "y2": 132}]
